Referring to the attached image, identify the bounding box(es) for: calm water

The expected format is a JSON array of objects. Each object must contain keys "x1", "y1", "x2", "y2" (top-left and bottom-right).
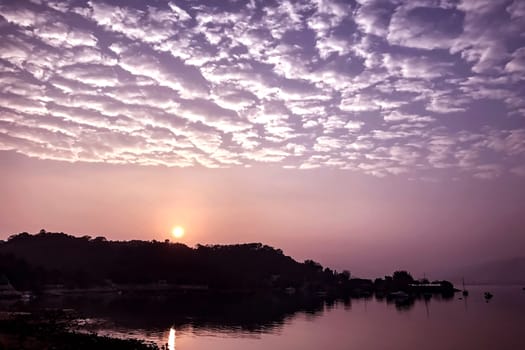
[
  {"x1": 75, "y1": 286, "x2": 525, "y2": 349},
  {"x1": 9, "y1": 285, "x2": 525, "y2": 349}
]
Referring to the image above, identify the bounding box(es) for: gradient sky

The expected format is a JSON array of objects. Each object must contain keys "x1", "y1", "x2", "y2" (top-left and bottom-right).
[{"x1": 1, "y1": 0, "x2": 525, "y2": 277}]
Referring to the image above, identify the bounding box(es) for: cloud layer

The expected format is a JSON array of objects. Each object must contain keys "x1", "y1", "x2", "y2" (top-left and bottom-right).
[{"x1": 1, "y1": 0, "x2": 524, "y2": 178}]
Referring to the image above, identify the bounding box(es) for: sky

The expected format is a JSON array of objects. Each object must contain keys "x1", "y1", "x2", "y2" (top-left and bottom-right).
[{"x1": 1, "y1": 0, "x2": 525, "y2": 277}]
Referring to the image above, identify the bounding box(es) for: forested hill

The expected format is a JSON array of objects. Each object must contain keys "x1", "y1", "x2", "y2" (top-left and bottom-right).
[{"x1": 0, "y1": 231, "x2": 345, "y2": 291}]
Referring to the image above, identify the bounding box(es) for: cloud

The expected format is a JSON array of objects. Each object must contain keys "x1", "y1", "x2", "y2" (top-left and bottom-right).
[
  {"x1": 383, "y1": 111, "x2": 434, "y2": 123},
  {"x1": 505, "y1": 48, "x2": 525, "y2": 75},
  {"x1": 117, "y1": 47, "x2": 210, "y2": 98},
  {"x1": 0, "y1": 0, "x2": 524, "y2": 179},
  {"x1": 82, "y1": 1, "x2": 184, "y2": 44},
  {"x1": 355, "y1": 0, "x2": 396, "y2": 37},
  {"x1": 382, "y1": 53, "x2": 455, "y2": 79},
  {"x1": 33, "y1": 22, "x2": 98, "y2": 48},
  {"x1": 0, "y1": 5, "x2": 46, "y2": 27},
  {"x1": 387, "y1": 4, "x2": 464, "y2": 50},
  {"x1": 450, "y1": 0, "x2": 516, "y2": 74}
]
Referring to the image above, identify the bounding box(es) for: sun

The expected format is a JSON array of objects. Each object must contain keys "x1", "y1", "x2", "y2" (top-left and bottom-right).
[{"x1": 172, "y1": 226, "x2": 185, "y2": 239}]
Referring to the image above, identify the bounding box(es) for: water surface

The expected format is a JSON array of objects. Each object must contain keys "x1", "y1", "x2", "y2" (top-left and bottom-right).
[
  {"x1": 78, "y1": 286, "x2": 525, "y2": 349},
  {"x1": 6, "y1": 285, "x2": 524, "y2": 349}
]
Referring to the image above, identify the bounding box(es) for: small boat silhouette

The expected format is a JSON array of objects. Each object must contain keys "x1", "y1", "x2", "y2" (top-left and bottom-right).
[
  {"x1": 462, "y1": 278, "x2": 469, "y2": 297},
  {"x1": 484, "y1": 292, "x2": 493, "y2": 301}
]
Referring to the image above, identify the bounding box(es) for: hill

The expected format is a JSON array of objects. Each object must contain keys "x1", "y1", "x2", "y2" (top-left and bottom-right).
[
  {"x1": 0, "y1": 231, "x2": 457, "y2": 298},
  {"x1": 0, "y1": 230, "x2": 343, "y2": 291}
]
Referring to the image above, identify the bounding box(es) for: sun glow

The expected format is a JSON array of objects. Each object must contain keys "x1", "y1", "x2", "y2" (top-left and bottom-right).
[{"x1": 172, "y1": 226, "x2": 185, "y2": 239}]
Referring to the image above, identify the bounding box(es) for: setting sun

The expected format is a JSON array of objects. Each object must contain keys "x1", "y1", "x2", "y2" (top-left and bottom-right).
[{"x1": 172, "y1": 226, "x2": 185, "y2": 239}]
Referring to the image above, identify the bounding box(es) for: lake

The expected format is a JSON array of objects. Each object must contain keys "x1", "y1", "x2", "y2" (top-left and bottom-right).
[{"x1": 48, "y1": 285, "x2": 525, "y2": 349}]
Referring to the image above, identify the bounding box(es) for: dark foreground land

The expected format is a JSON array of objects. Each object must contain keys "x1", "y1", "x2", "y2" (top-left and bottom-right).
[{"x1": 0, "y1": 310, "x2": 157, "y2": 350}]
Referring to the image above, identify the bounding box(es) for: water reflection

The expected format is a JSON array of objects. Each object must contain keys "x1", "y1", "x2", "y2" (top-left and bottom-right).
[
  {"x1": 7, "y1": 292, "x2": 327, "y2": 335},
  {"x1": 168, "y1": 327, "x2": 175, "y2": 350},
  {"x1": 2, "y1": 291, "x2": 460, "y2": 331},
  {"x1": 3, "y1": 287, "x2": 524, "y2": 349},
  {"x1": 3, "y1": 290, "x2": 457, "y2": 335}
]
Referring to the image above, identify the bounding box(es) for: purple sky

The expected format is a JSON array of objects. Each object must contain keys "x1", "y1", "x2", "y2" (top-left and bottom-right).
[{"x1": 1, "y1": 0, "x2": 525, "y2": 277}]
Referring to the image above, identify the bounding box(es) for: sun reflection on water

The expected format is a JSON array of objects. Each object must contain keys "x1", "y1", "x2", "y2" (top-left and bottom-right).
[{"x1": 168, "y1": 327, "x2": 176, "y2": 350}]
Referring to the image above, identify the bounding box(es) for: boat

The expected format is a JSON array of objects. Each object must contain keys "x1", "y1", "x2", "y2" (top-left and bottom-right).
[
  {"x1": 461, "y1": 278, "x2": 469, "y2": 297},
  {"x1": 484, "y1": 292, "x2": 493, "y2": 301}
]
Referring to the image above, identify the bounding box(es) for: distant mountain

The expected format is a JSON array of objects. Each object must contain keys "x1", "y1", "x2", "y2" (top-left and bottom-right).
[{"x1": 455, "y1": 257, "x2": 525, "y2": 285}]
